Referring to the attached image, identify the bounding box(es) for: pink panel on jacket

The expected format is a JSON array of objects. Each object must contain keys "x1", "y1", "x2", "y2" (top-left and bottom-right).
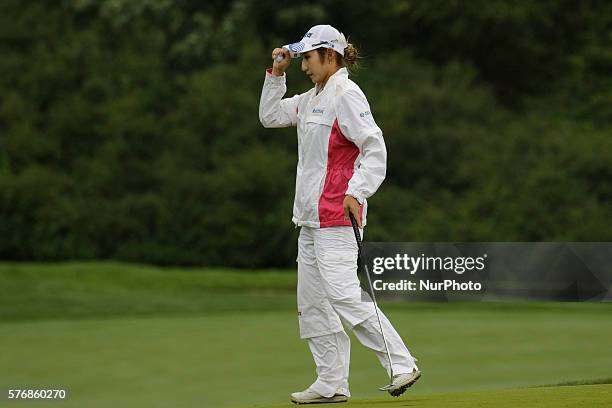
[{"x1": 318, "y1": 119, "x2": 362, "y2": 228}]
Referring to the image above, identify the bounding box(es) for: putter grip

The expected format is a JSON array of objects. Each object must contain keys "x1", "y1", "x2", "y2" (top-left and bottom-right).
[{"x1": 349, "y1": 213, "x2": 363, "y2": 250}]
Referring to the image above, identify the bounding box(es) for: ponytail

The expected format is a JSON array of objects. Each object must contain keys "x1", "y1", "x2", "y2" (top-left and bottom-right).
[
  {"x1": 316, "y1": 41, "x2": 361, "y2": 74},
  {"x1": 342, "y1": 43, "x2": 359, "y2": 69}
]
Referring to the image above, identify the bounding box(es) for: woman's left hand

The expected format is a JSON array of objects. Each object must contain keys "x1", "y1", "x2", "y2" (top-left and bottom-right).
[{"x1": 343, "y1": 195, "x2": 362, "y2": 227}]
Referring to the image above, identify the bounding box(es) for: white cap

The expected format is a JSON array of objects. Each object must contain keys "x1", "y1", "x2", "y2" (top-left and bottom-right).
[{"x1": 283, "y1": 25, "x2": 348, "y2": 58}]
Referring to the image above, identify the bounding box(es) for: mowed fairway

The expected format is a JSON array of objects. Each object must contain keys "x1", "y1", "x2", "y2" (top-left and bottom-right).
[{"x1": 0, "y1": 263, "x2": 610, "y2": 407}]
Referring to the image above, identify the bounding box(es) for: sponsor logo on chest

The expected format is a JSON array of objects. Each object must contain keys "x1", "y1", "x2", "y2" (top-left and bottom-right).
[{"x1": 311, "y1": 107, "x2": 325, "y2": 115}]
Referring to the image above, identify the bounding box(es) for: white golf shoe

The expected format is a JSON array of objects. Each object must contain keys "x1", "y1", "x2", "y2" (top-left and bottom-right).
[
  {"x1": 379, "y1": 368, "x2": 422, "y2": 397},
  {"x1": 290, "y1": 389, "x2": 348, "y2": 404}
]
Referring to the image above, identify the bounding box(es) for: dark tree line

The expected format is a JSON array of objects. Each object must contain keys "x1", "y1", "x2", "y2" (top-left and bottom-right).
[{"x1": 0, "y1": 0, "x2": 610, "y2": 267}]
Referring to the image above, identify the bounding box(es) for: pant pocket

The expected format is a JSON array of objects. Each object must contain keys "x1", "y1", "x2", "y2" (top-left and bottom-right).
[{"x1": 298, "y1": 300, "x2": 343, "y2": 339}]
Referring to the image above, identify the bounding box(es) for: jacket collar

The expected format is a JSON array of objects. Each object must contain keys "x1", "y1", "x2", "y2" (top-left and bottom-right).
[
  {"x1": 327, "y1": 67, "x2": 348, "y2": 85},
  {"x1": 315, "y1": 67, "x2": 348, "y2": 95}
]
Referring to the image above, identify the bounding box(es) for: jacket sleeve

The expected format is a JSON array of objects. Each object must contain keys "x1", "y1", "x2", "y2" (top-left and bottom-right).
[
  {"x1": 259, "y1": 69, "x2": 301, "y2": 128},
  {"x1": 336, "y1": 89, "x2": 387, "y2": 204}
]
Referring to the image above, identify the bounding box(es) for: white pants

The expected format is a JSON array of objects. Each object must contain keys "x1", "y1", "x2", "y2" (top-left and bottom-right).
[{"x1": 297, "y1": 226, "x2": 417, "y2": 398}]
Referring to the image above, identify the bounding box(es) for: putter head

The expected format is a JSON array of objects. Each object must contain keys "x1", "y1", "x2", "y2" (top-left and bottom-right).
[{"x1": 378, "y1": 383, "x2": 394, "y2": 391}]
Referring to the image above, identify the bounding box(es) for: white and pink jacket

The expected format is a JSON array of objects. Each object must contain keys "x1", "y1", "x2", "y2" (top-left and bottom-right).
[{"x1": 259, "y1": 67, "x2": 387, "y2": 228}]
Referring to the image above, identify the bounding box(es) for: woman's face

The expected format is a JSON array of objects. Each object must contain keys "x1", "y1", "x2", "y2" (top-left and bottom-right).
[{"x1": 301, "y1": 49, "x2": 334, "y2": 85}]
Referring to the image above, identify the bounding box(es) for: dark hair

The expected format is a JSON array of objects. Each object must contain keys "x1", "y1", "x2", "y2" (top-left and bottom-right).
[{"x1": 316, "y1": 42, "x2": 360, "y2": 73}]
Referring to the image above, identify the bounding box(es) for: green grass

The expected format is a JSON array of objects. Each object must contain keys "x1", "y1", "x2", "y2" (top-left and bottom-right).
[
  {"x1": 239, "y1": 384, "x2": 612, "y2": 407},
  {"x1": 534, "y1": 377, "x2": 612, "y2": 387},
  {"x1": 0, "y1": 262, "x2": 611, "y2": 407},
  {"x1": 0, "y1": 262, "x2": 297, "y2": 320}
]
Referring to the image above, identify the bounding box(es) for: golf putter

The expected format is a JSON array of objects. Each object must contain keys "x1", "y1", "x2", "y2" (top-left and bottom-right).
[{"x1": 349, "y1": 212, "x2": 395, "y2": 390}]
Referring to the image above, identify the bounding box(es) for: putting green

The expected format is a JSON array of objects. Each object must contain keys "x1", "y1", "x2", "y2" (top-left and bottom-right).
[
  {"x1": 241, "y1": 384, "x2": 612, "y2": 407},
  {"x1": 1, "y1": 304, "x2": 610, "y2": 408}
]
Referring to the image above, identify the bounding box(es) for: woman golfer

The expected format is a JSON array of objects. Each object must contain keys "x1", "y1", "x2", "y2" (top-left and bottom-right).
[{"x1": 259, "y1": 25, "x2": 420, "y2": 404}]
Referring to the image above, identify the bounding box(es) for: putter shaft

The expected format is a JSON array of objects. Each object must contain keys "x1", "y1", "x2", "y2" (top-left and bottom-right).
[{"x1": 349, "y1": 213, "x2": 395, "y2": 381}]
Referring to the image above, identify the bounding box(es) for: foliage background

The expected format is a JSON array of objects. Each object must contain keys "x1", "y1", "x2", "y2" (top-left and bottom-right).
[{"x1": 1, "y1": 0, "x2": 610, "y2": 267}]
